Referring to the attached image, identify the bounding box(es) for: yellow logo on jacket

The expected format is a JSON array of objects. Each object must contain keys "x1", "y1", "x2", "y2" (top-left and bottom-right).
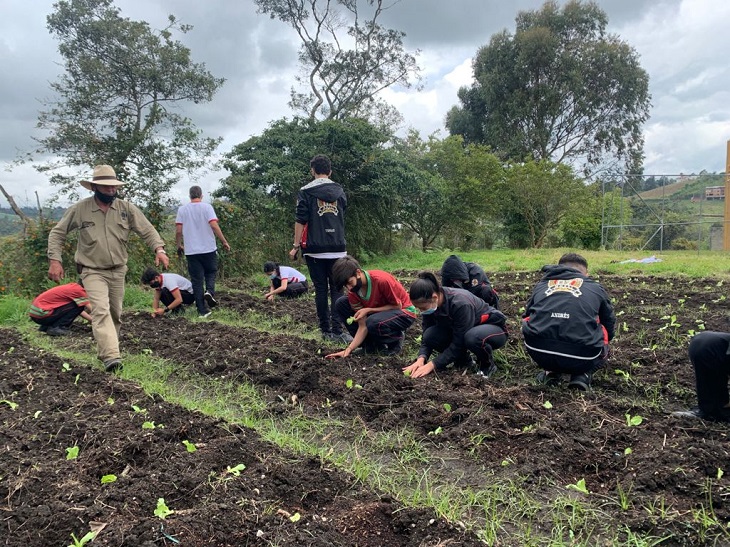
[{"x1": 544, "y1": 278, "x2": 583, "y2": 297}]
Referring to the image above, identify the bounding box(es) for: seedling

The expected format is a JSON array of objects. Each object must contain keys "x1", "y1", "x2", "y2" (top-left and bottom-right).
[
  {"x1": 566, "y1": 478, "x2": 590, "y2": 494},
  {"x1": 289, "y1": 512, "x2": 301, "y2": 522},
  {"x1": 142, "y1": 421, "x2": 157, "y2": 429},
  {"x1": 33, "y1": 410, "x2": 42, "y2": 419},
  {"x1": 442, "y1": 403, "x2": 452, "y2": 412},
  {"x1": 543, "y1": 400, "x2": 553, "y2": 409},
  {"x1": 131, "y1": 404, "x2": 147, "y2": 414},
  {"x1": 182, "y1": 440, "x2": 197, "y2": 453},
  {"x1": 226, "y1": 463, "x2": 246, "y2": 476},
  {"x1": 101, "y1": 474, "x2": 117, "y2": 484},
  {"x1": 62, "y1": 362, "x2": 71, "y2": 372},
  {"x1": 718, "y1": 468, "x2": 724, "y2": 480},
  {"x1": 625, "y1": 414, "x2": 643, "y2": 427},
  {"x1": 614, "y1": 369, "x2": 630, "y2": 381},
  {"x1": 66, "y1": 445, "x2": 79, "y2": 460},
  {"x1": 265, "y1": 358, "x2": 272, "y2": 364},
  {"x1": 1, "y1": 400, "x2": 18, "y2": 410},
  {"x1": 345, "y1": 378, "x2": 353, "y2": 389},
  {"x1": 624, "y1": 447, "x2": 633, "y2": 456},
  {"x1": 501, "y1": 457, "x2": 514, "y2": 466},
  {"x1": 68, "y1": 531, "x2": 96, "y2": 547},
  {"x1": 74, "y1": 374, "x2": 81, "y2": 385},
  {"x1": 154, "y1": 497, "x2": 173, "y2": 519},
  {"x1": 346, "y1": 316, "x2": 355, "y2": 325},
  {"x1": 428, "y1": 426, "x2": 443, "y2": 436},
  {"x1": 403, "y1": 370, "x2": 412, "y2": 377}
]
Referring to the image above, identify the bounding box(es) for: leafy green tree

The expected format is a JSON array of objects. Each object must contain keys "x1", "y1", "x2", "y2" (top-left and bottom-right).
[
  {"x1": 499, "y1": 159, "x2": 586, "y2": 248},
  {"x1": 393, "y1": 133, "x2": 503, "y2": 251},
  {"x1": 253, "y1": 0, "x2": 421, "y2": 123},
  {"x1": 34, "y1": 0, "x2": 223, "y2": 221},
  {"x1": 446, "y1": 0, "x2": 650, "y2": 176},
  {"x1": 218, "y1": 116, "x2": 401, "y2": 260}
]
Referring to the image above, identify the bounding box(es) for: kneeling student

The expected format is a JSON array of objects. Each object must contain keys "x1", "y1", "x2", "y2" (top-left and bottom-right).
[
  {"x1": 263, "y1": 261, "x2": 309, "y2": 300},
  {"x1": 403, "y1": 272, "x2": 507, "y2": 379},
  {"x1": 29, "y1": 282, "x2": 92, "y2": 336},
  {"x1": 141, "y1": 267, "x2": 195, "y2": 317},
  {"x1": 522, "y1": 253, "x2": 615, "y2": 391},
  {"x1": 326, "y1": 256, "x2": 415, "y2": 358}
]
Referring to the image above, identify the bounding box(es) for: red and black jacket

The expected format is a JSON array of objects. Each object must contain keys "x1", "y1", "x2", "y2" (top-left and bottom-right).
[{"x1": 295, "y1": 178, "x2": 347, "y2": 254}]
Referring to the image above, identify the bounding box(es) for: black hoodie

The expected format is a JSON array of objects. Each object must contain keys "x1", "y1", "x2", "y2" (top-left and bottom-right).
[
  {"x1": 441, "y1": 254, "x2": 499, "y2": 308},
  {"x1": 522, "y1": 264, "x2": 616, "y2": 359},
  {"x1": 295, "y1": 178, "x2": 347, "y2": 254}
]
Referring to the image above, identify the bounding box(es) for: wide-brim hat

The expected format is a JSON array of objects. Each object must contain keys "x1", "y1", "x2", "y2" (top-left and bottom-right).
[{"x1": 80, "y1": 165, "x2": 126, "y2": 191}]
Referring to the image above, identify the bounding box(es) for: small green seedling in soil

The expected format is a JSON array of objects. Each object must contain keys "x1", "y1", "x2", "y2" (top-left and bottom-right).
[
  {"x1": 154, "y1": 498, "x2": 173, "y2": 519},
  {"x1": 346, "y1": 316, "x2": 355, "y2": 325},
  {"x1": 443, "y1": 403, "x2": 452, "y2": 412},
  {"x1": 625, "y1": 414, "x2": 643, "y2": 427},
  {"x1": 182, "y1": 440, "x2": 197, "y2": 453},
  {"x1": 101, "y1": 474, "x2": 117, "y2": 484},
  {"x1": 614, "y1": 369, "x2": 630, "y2": 380},
  {"x1": 718, "y1": 468, "x2": 724, "y2": 480},
  {"x1": 346, "y1": 379, "x2": 354, "y2": 389},
  {"x1": 62, "y1": 362, "x2": 71, "y2": 372},
  {"x1": 428, "y1": 426, "x2": 443, "y2": 436},
  {"x1": 68, "y1": 531, "x2": 96, "y2": 547},
  {"x1": 226, "y1": 463, "x2": 246, "y2": 476},
  {"x1": 403, "y1": 370, "x2": 411, "y2": 377},
  {"x1": 567, "y1": 478, "x2": 590, "y2": 494},
  {"x1": 66, "y1": 446, "x2": 79, "y2": 460},
  {"x1": 289, "y1": 512, "x2": 301, "y2": 523},
  {"x1": 142, "y1": 421, "x2": 156, "y2": 429},
  {"x1": 624, "y1": 447, "x2": 633, "y2": 456},
  {"x1": 74, "y1": 374, "x2": 80, "y2": 385},
  {"x1": 1, "y1": 400, "x2": 18, "y2": 410},
  {"x1": 33, "y1": 410, "x2": 42, "y2": 419},
  {"x1": 131, "y1": 404, "x2": 146, "y2": 413},
  {"x1": 265, "y1": 358, "x2": 272, "y2": 364},
  {"x1": 543, "y1": 400, "x2": 553, "y2": 409}
]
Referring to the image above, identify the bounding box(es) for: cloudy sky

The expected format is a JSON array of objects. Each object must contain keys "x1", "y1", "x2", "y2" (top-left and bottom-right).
[{"x1": 1, "y1": 0, "x2": 729, "y2": 207}]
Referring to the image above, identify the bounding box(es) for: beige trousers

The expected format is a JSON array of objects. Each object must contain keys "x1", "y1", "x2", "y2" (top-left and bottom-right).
[{"x1": 80, "y1": 266, "x2": 127, "y2": 363}]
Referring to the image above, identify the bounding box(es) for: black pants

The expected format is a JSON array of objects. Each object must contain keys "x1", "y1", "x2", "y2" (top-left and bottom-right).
[
  {"x1": 272, "y1": 278, "x2": 309, "y2": 298},
  {"x1": 305, "y1": 256, "x2": 343, "y2": 335},
  {"x1": 187, "y1": 251, "x2": 218, "y2": 314},
  {"x1": 423, "y1": 323, "x2": 507, "y2": 367},
  {"x1": 31, "y1": 302, "x2": 84, "y2": 329},
  {"x1": 527, "y1": 345, "x2": 609, "y2": 376},
  {"x1": 160, "y1": 288, "x2": 195, "y2": 311},
  {"x1": 689, "y1": 331, "x2": 730, "y2": 416},
  {"x1": 334, "y1": 295, "x2": 415, "y2": 347}
]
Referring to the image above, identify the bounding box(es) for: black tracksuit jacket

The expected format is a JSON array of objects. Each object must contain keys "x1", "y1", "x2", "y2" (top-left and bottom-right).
[{"x1": 295, "y1": 178, "x2": 347, "y2": 254}]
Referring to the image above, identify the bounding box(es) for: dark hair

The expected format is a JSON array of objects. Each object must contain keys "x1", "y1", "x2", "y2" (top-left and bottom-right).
[
  {"x1": 332, "y1": 255, "x2": 361, "y2": 290},
  {"x1": 310, "y1": 154, "x2": 331, "y2": 175},
  {"x1": 189, "y1": 185, "x2": 203, "y2": 199},
  {"x1": 409, "y1": 271, "x2": 441, "y2": 303},
  {"x1": 558, "y1": 253, "x2": 588, "y2": 270},
  {"x1": 263, "y1": 261, "x2": 279, "y2": 275},
  {"x1": 141, "y1": 267, "x2": 159, "y2": 285}
]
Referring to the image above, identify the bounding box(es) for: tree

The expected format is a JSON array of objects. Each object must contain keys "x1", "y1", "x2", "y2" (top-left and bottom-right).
[
  {"x1": 218, "y1": 116, "x2": 401, "y2": 258},
  {"x1": 446, "y1": 0, "x2": 650, "y2": 177},
  {"x1": 35, "y1": 0, "x2": 224, "y2": 221},
  {"x1": 254, "y1": 0, "x2": 421, "y2": 123},
  {"x1": 499, "y1": 159, "x2": 586, "y2": 248}
]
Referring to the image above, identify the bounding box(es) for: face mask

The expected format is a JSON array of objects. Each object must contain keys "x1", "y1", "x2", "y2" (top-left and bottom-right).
[
  {"x1": 352, "y1": 277, "x2": 363, "y2": 293},
  {"x1": 269, "y1": 274, "x2": 278, "y2": 280},
  {"x1": 94, "y1": 189, "x2": 117, "y2": 204},
  {"x1": 420, "y1": 306, "x2": 437, "y2": 315},
  {"x1": 150, "y1": 281, "x2": 161, "y2": 289}
]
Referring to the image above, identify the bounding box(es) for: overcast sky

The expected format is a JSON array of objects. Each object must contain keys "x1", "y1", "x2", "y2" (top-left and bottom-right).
[{"x1": 1, "y1": 0, "x2": 729, "y2": 208}]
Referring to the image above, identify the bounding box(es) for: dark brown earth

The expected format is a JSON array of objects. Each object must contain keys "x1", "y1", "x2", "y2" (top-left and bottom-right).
[{"x1": 2, "y1": 270, "x2": 730, "y2": 546}]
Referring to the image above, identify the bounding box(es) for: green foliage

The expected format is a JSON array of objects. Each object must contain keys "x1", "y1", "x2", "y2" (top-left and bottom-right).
[
  {"x1": 446, "y1": 0, "x2": 650, "y2": 176},
  {"x1": 34, "y1": 0, "x2": 223, "y2": 218},
  {"x1": 154, "y1": 497, "x2": 173, "y2": 519}
]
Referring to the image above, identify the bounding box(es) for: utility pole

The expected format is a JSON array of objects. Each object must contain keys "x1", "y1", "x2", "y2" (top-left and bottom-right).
[{"x1": 725, "y1": 140, "x2": 730, "y2": 250}]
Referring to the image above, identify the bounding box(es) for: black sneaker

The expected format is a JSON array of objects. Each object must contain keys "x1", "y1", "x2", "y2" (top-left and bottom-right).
[
  {"x1": 204, "y1": 291, "x2": 218, "y2": 308},
  {"x1": 476, "y1": 362, "x2": 498, "y2": 379},
  {"x1": 47, "y1": 326, "x2": 71, "y2": 336},
  {"x1": 568, "y1": 372, "x2": 593, "y2": 391},
  {"x1": 104, "y1": 358, "x2": 122, "y2": 373},
  {"x1": 38, "y1": 325, "x2": 48, "y2": 332},
  {"x1": 384, "y1": 337, "x2": 404, "y2": 356},
  {"x1": 536, "y1": 370, "x2": 563, "y2": 386},
  {"x1": 672, "y1": 406, "x2": 730, "y2": 423}
]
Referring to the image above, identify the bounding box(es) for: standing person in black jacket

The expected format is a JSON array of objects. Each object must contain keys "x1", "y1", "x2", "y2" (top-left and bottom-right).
[
  {"x1": 288, "y1": 154, "x2": 352, "y2": 344},
  {"x1": 522, "y1": 253, "x2": 616, "y2": 391},
  {"x1": 441, "y1": 254, "x2": 500, "y2": 308},
  {"x1": 403, "y1": 272, "x2": 508, "y2": 379}
]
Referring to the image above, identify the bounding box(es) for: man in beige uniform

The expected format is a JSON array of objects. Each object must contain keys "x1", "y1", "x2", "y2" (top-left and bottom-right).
[{"x1": 47, "y1": 165, "x2": 170, "y2": 372}]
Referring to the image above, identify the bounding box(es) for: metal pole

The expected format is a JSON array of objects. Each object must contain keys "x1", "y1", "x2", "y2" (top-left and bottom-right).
[{"x1": 724, "y1": 140, "x2": 730, "y2": 251}]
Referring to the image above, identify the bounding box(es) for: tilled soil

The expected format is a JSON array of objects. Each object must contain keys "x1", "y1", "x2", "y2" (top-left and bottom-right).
[{"x1": 2, "y1": 270, "x2": 730, "y2": 546}]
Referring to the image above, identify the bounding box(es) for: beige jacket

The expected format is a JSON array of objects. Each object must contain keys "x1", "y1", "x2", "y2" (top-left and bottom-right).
[{"x1": 48, "y1": 197, "x2": 165, "y2": 269}]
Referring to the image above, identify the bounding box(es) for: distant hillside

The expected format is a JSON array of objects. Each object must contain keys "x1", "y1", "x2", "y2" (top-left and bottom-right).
[{"x1": 637, "y1": 174, "x2": 724, "y2": 201}]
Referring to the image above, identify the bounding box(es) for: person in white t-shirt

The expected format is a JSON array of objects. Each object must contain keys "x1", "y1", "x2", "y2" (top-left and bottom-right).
[
  {"x1": 141, "y1": 267, "x2": 195, "y2": 316},
  {"x1": 175, "y1": 186, "x2": 231, "y2": 317},
  {"x1": 263, "y1": 261, "x2": 309, "y2": 300}
]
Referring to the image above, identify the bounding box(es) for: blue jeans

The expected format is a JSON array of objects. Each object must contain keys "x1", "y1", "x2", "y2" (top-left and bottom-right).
[{"x1": 187, "y1": 251, "x2": 218, "y2": 314}]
